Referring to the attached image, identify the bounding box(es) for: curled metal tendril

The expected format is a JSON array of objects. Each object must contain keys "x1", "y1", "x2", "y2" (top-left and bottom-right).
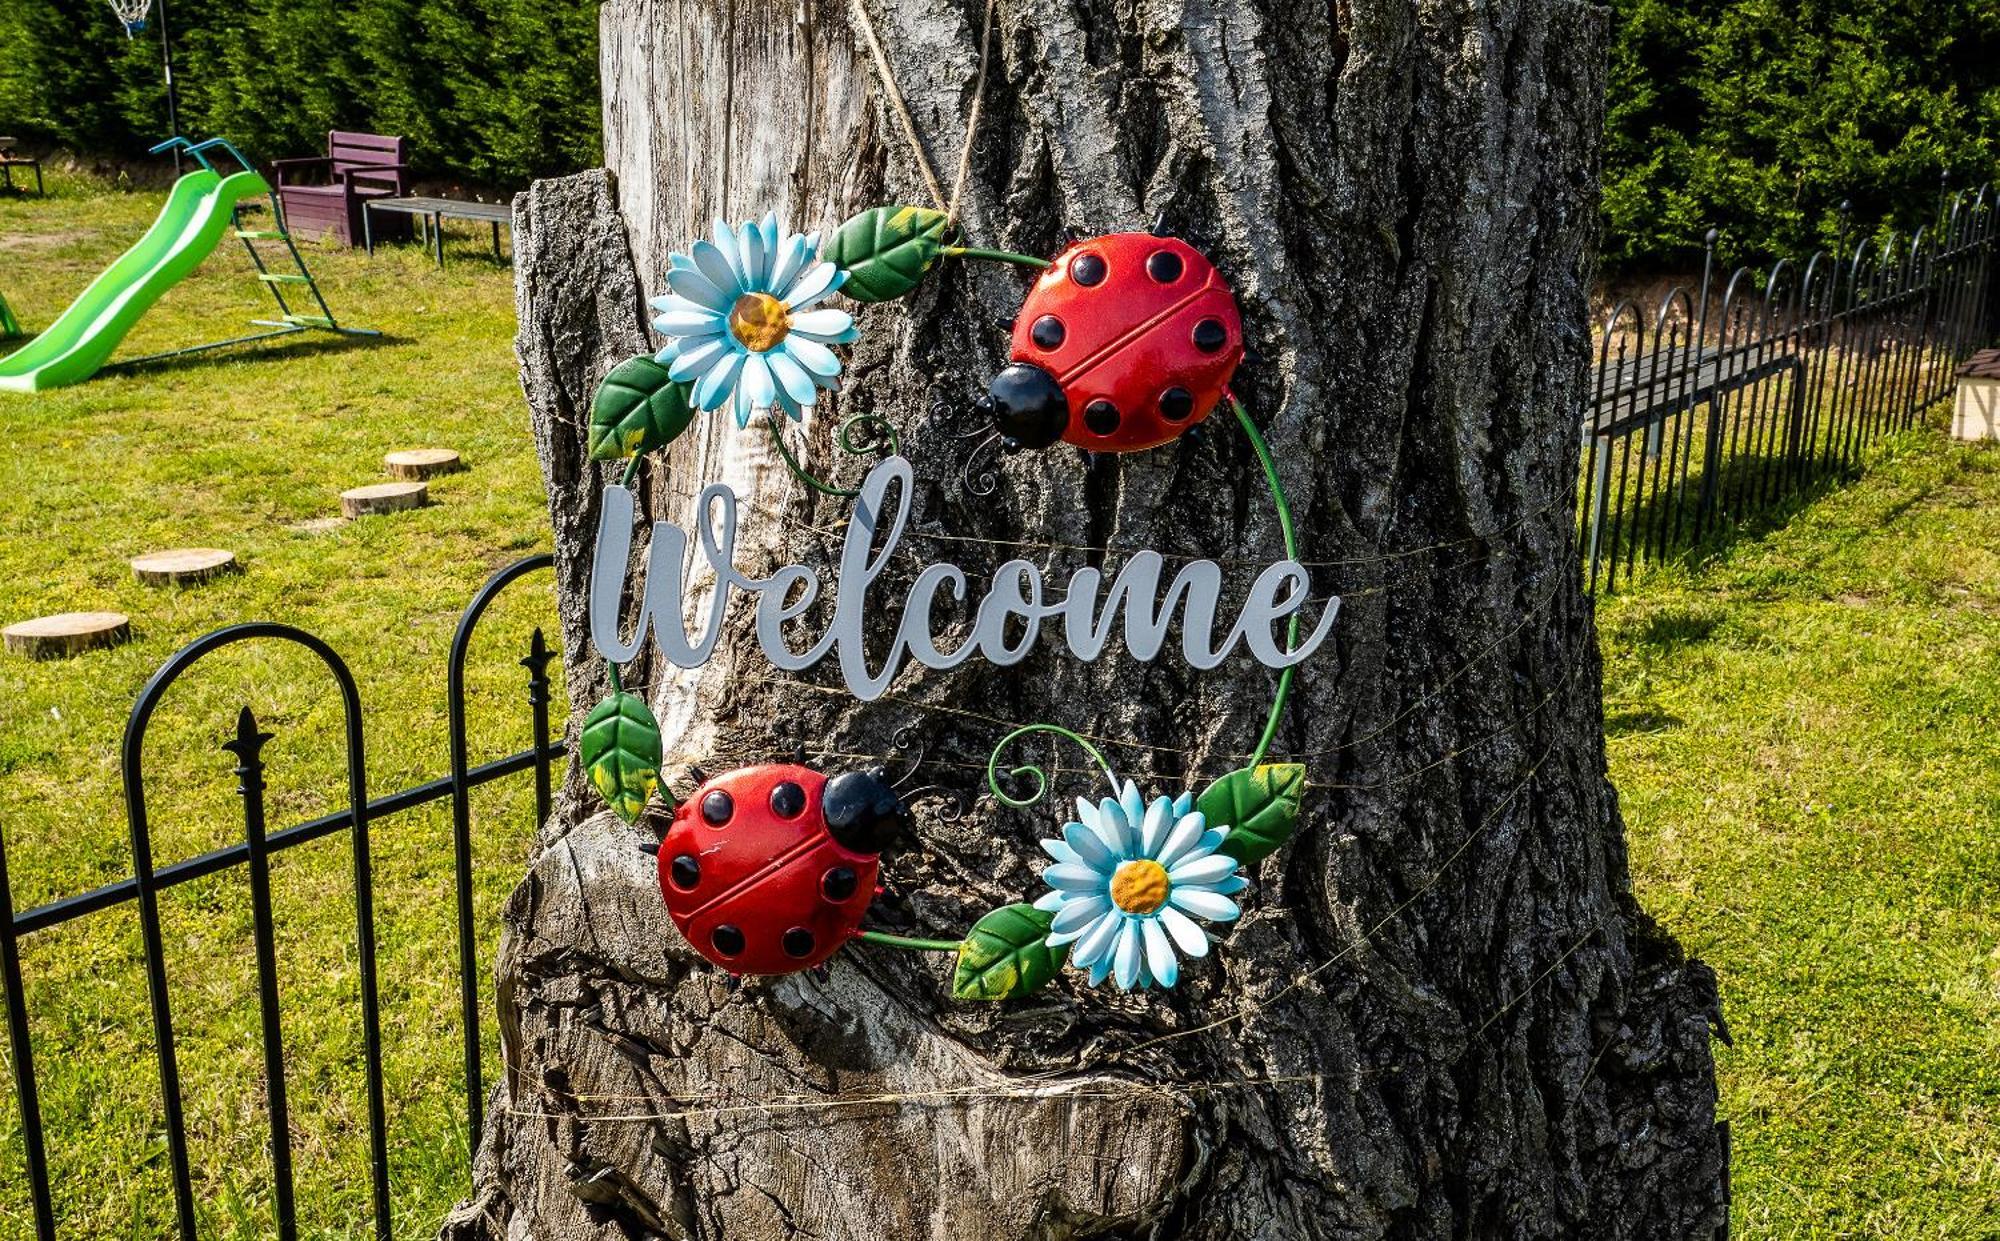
[
  {"x1": 985, "y1": 723, "x2": 1121, "y2": 809},
  {"x1": 960, "y1": 428, "x2": 1005, "y2": 497},
  {"x1": 886, "y1": 721, "x2": 931, "y2": 788},
  {"x1": 766, "y1": 410, "x2": 903, "y2": 498},
  {"x1": 899, "y1": 783, "x2": 970, "y2": 823}
]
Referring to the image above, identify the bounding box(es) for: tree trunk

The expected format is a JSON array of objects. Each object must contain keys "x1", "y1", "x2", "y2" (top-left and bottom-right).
[{"x1": 446, "y1": 0, "x2": 1728, "y2": 1237}]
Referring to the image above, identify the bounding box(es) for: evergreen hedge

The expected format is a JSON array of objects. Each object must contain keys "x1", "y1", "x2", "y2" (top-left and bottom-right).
[{"x1": 2, "y1": 0, "x2": 1997, "y2": 269}]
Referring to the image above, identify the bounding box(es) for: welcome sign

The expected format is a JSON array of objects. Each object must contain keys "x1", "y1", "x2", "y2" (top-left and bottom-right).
[{"x1": 588, "y1": 455, "x2": 1340, "y2": 701}]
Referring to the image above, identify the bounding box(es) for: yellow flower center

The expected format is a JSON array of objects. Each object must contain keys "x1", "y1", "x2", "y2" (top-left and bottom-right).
[
  {"x1": 729, "y1": 292, "x2": 791, "y2": 352},
  {"x1": 1109, "y1": 859, "x2": 1170, "y2": 915}
]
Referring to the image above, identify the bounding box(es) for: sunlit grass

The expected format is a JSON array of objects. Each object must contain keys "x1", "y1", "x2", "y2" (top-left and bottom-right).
[{"x1": 0, "y1": 166, "x2": 560, "y2": 1239}]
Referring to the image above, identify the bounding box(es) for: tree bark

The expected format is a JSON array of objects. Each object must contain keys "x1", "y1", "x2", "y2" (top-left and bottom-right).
[{"x1": 446, "y1": 0, "x2": 1728, "y2": 1237}]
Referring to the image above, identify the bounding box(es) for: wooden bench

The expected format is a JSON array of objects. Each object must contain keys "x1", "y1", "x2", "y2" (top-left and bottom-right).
[
  {"x1": 0, "y1": 137, "x2": 42, "y2": 196},
  {"x1": 272, "y1": 130, "x2": 410, "y2": 246}
]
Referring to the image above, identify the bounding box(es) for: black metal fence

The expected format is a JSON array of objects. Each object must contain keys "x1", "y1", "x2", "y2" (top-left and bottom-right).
[
  {"x1": 1582, "y1": 187, "x2": 1996, "y2": 591},
  {"x1": 0, "y1": 554, "x2": 562, "y2": 1241}
]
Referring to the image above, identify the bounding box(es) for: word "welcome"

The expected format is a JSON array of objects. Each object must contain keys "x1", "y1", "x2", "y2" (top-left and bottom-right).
[{"x1": 588, "y1": 456, "x2": 1338, "y2": 701}]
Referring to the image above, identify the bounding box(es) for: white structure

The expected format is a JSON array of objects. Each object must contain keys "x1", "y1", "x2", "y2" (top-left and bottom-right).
[{"x1": 1952, "y1": 349, "x2": 2000, "y2": 441}]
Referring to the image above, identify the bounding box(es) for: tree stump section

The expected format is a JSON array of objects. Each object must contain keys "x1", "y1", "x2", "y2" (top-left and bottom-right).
[
  {"x1": 130, "y1": 548, "x2": 239, "y2": 587},
  {"x1": 385, "y1": 448, "x2": 465, "y2": 480},
  {"x1": 4, "y1": 612, "x2": 130, "y2": 659},
  {"x1": 340, "y1": 481, "x2": 428, "y2": 519}
]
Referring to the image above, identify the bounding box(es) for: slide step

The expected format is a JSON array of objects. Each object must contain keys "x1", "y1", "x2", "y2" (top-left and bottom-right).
[
  {"x1": 235, "y1": 229, "x2": 286, "y2": 240},
  {"x1": 258, "y1": 273, "x2": 310, "y2": 285},
  {"x1": 283, "y1": 314, "x2": 334, "y2": 328}
]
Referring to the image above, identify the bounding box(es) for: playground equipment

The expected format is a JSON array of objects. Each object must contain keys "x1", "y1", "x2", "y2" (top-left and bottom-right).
[
  {"x1": 0, "y1": 137, "x2": 375, "y2": 393},
  {"x1": 0, "y1": 292, "x2": 20, "y2": 340}
]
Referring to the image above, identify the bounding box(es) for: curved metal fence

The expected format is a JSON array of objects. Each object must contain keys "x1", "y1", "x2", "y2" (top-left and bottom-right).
[
  {"x1": 0, "y1": 554, "x2": 562, "y2": 1241},
  {"x1": 1583, "y1": 187, "x2": 1995, "y2": 591}
]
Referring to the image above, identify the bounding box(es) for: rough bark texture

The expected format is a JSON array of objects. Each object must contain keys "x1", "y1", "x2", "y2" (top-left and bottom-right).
[{"x1": 446, "y1": 0, "x2": 1729, "y2": 1237}]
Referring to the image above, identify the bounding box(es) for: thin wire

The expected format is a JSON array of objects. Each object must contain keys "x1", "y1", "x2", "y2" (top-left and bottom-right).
[
  {"x1": 1231, "y1": 394, "x2": 1298, "y2": 768},
  {"x1": 849, "y1": 0, "x2": 950, "y2": 213}
]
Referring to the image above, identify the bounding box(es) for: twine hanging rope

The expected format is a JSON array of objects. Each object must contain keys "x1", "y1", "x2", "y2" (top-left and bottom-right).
[{"x1": 849, "y1": 0, "x2": 998, "y2": 225}]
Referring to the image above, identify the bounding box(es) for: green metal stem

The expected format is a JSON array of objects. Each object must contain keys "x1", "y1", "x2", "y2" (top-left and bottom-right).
[
  {"x1": 943, "y1": 246, "x2": 1052, "y2": 270},
  {"x1": 766, "y1": 413, "x2": 860, "y2": 497},
  {"x1": 856, "y1": 930, "x2": 963, "y2": 953},
  {"x1": 987, "y1": 723, "x2": 1122, "y2": 808},
  {"x1": 1231, "y1": 394, "x2": 1300, "y2": 769},
  {"x1": 619, "y1": 455, "x2": 642, "y2": 487}
]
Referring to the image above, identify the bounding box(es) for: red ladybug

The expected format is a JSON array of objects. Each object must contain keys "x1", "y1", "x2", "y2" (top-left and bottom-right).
[
  {"x1": 980, "y1": 232, "x2": 1245, "y2": 453},
  {"x1": 657, "y1": 763, "x2": 905, "y2": 975}
]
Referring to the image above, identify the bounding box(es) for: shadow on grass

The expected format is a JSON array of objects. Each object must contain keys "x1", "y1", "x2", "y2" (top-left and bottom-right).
[{"x1": 104, "y1": 329, "x2": 411, "y2": 380}]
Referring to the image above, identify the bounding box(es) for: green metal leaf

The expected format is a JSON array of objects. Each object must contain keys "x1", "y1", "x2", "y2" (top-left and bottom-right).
[
  {"x1": 1197, "y1": 763, "x2": 1307, "y2": 866},
  {"x1": 952, "y1": 903, "x2": 1067, "y2": 1001},
  {"x1": 588, "y1": 356, "x2": 694, "y2": 460},
  {"x1": 824, "y1": 205, "x2": 950, "y2": 303},
  {"x1": 580, "y1": 691, "x2": 664, "y2": 823}
]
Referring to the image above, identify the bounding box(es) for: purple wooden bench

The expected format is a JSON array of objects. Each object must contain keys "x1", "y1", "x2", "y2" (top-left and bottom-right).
[{"x1": 272, "y1": 131, "x2": 411, "y2": 246}]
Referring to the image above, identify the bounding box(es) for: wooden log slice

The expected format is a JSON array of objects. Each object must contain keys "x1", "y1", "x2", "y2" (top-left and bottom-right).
[
  {"x1": 131, "y1": 547, "x2": 239, "y2": 587},
  {"x1": 341, "y1": 481, "x2": 429, "y2": 518},
  {"x1": 384, "y1": 448, "x2": 465, "y2": 480},
  {"x1": 4, "y1": 611, "x2": 131, "y2": 659}
]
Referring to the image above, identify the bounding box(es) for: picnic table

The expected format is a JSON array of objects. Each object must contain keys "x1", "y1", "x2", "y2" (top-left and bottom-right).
[
  {"x1": 0, "y1": 137, "x2": 43, "y2": 196},
  {"x1": 362, "y1": 195, "x2": 512, "y2": 266}
]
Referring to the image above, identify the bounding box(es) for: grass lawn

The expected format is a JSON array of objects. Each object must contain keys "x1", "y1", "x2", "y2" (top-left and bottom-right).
[
  {"x1": 1, "y1": 171, "x2": 1996, "y2": 1238},
  {"x1": 0, "y1": 167, "x2": 562, "y2": 1239}
]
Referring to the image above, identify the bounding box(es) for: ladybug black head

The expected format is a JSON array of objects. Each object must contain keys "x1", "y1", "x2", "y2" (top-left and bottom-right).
[
  {"x1": 978, "y1": 362, "x2": 1068, "y2": 451},
  {"x1": 821, "y1": 768, "x2": 908, "y2": 855}
]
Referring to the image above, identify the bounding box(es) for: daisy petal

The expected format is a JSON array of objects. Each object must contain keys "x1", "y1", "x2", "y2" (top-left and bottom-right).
[
  {"x1": 783, "y1": 260, "x2": 843, "y2": 311},
  {"x1": 1173, "y1": 791, "x2": 1195, "y2": 817},
  {"x1": 691, "y1": 238, "x2": 740, "y2": 296},
  {"x1": 767, "y1": 349, "x2": 819, "y2": 408},
  {"x1": 1213, "y1": 874, "x2": 1250, "y2": 895},
  {"x1": 1072, "y1": 909, "x2": 1123, "y2": 970},
  {"x1": 737, "y1": 222, "x2": 766, "y2": 289},
  {"x1": 653, "y1": 309, "x2": 726, "y2": 339},
  {"x1": 1140, "y1": 797, "x2": 1174, "y2": 856},
  {"x1": 1119, "y1": 780, "x2": 1145, "y2": 830},
  {"x1": 1033, "y1": 889, "x2": 1066, "y2": 912},
  {"x1": 1141, "y1": 917, "x2": 1179, "y2": 989},
  {"x1": 1088, "y1": 951, "x2": 1115, "y2": 987},
  {"x1": 782, "y1": 336, "x2": 841, "y2": 379},
  {"x1": 1169, "y1": 887, "x2": 1240, "y2": 923},
  {"x1": 1041, "y1": 863, "x2": 1106, "y2": 893},
  {"x1": 692, "y1": 350, "x2": 744, "y2": 410},
  {"x1": 667, "y1": 267, "x2": 732, "y2": 311},
  {"x1": 789, "y1": 307, "x2": 858, "y2": 343},
  {"x1": 740, "y1": 352, "x2": 776, "y2": 410},
  {"x1": 1047, "y1": 895, "x2": 1110, "y2": 944},
  {"x1": 1113, "y1": 922, "x2": 1143, "y2": 990},
  {"x1": 732, "y1": 384, "x2": 756, "y2": 428},
  {"x1": 768, "y1": 234, "x2": 810, "y2": 293},
  {"x1": 1063, "y1": 821, "x2": 1118, "y2": 870},
  {"x1": 1168, "y1": 854, "x2": 1239, "y2": 886},
  {"x1": 1157, "y1": 812, "x2": 1209, "y2": 867},
  {"x1": 1040, "y1": 838, "x2": 1080, "y2": 864},
  {"x1": 1097, "y1": 798, "x2": 1135, "y2": 858},
  {"x1": 1160, "y1": 906, "x2": 1210, "y2": 958},
  {"x1": 667, "y1": 337, "x2": 728, "y2": 382}
]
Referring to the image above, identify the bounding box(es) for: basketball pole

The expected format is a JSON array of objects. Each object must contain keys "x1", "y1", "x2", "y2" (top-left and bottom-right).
[{"x1": 156, "y1": 0, "x2": 181, "y2": 174}]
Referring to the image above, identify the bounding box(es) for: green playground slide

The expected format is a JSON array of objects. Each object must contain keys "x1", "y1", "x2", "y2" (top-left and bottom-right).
[{"x1": 0, "y1": 168, "x2": 270, "y2": 393}]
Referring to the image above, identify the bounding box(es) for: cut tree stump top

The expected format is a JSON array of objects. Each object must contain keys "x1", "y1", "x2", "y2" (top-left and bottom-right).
[
  {"x1": 4, "y1": 611, "x2": 131, "y2": 659},
  {"x1": 384, "y1": 448, "x2": 464, "y2": 479},
  {"x1": 131, "y1": 548, "x2": 239, "y2": 587},
  {"x1": 341, "y1": 480, "x2": 428, "y2": 518}
]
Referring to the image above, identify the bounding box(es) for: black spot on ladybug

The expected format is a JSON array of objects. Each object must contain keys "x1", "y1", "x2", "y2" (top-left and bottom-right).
[
  {"x1": 1072, "y1": 253, "x2": 1107, "y2": 286},
  {"x1": 711, "y1": 924, "x2": 745, "y2": 957},
  {"x1": 1160, "y1": 387, "x2": 1195, "y2": 420},
  {"x1": 1084, "y1": 400, "x2": 1121, "y2": 436},
  {"x1": 986, "y1": 362, "x2": 1069, "y2": 450},
  {"x1": 1146, "y1": 251, "x2": 1184, "y2": 283},
  {"x1": 782, "y1": 927, "x2": 815, "y2": 958},
  {"x1": 701, "y1": 790, "x2": 733, "y2": 826},
  {"x1": 1193, "y1": 317, "x2": 1228, "y2": 354},
  {"x1": 1030, "y1": 314, "x2": 1066, "y2": 350},
  {"x1": 822, "y1": 866, "x2": 859, "y2": 901},
  {"x1": 769, "y1": 780, "x2": 806, "y2": 818},
  {"x1": 670, "y1": 854, "x2": 701, "y2": 890}
]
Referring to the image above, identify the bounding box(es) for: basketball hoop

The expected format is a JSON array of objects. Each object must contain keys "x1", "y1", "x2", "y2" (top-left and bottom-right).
[{"x1": 107, "y1": 0, "x2": 151, "y2": 37}]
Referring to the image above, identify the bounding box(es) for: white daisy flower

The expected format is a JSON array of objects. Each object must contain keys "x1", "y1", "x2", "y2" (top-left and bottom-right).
[
  {"x1": 648, "y1": 213, "x2": 860, "y2": 429},
  {"x1": 1034, "y1": 780, "x2": 1248, "y2": 991}
]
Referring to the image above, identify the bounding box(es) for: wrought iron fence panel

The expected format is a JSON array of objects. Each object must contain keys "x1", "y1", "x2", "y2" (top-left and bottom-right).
[
  {"x1": 0, "y1": 554, "x2": 562, "y2": 1241},
  {"x1": 1583, "y1": 187, "x2": 1996, "y2": 591}
]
